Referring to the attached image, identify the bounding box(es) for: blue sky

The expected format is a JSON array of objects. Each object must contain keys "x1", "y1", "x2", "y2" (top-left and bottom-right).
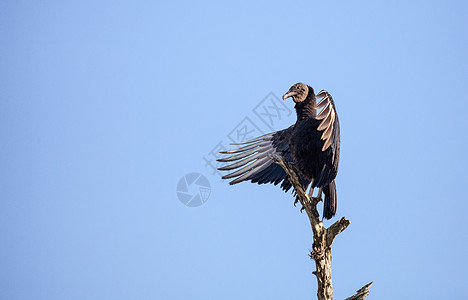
[{"x1": 1, "y1": 1, "x2": 467, "y2": 299}]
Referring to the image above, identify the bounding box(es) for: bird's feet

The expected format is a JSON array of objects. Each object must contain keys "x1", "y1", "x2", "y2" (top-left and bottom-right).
[
  {"x1": 293, "y1": 197, "x2": 307, "y2": 212},
  {"x1": 310, "y1": 187, "x2": 323, "y2": 205},
  {"x1": 312, "y1": 196, "x2": 323, "y2": 203}
]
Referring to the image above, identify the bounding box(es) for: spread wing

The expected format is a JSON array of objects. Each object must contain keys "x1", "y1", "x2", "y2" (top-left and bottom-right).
[
  {"x1": 315, "y1": 90, "x2": 340, "y2": 155},
  {"x1": 217, "y1": 126, "x2": 310, "y2": 191},
  {"x1": 313, "y1": 90, "x2": 340, "y2": 186}
]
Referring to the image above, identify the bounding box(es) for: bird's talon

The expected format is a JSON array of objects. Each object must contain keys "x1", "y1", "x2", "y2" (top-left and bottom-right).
[
  {"x1": 294, "y1": 198, "x2": 299, "y2": 206},
  {"x1": 312, "y1": 196, "x2": 322, "y2": 202}
]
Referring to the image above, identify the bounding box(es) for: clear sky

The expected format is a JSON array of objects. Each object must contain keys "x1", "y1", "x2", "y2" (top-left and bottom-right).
[{"x1": 1, "y1": 1, "x2": 467, "y2": 299}]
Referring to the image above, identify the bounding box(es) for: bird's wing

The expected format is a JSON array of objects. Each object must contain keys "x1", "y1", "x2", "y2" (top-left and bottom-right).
[
  {"x1": 315, "y1": 90, "x2": 340, "y2": 153},
  {"x1": 217, "y1": 126, "x2": 309, "y2": 191},
  {"x1": 312, "y1": 90, "x2": 341, "y2": 188}
]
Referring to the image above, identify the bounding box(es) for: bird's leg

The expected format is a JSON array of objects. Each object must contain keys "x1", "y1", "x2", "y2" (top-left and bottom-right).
[
  {"x1": 299, "y1": 186, "x2": 315, "y2": 212},
  {"x1": 315, "y1": 187, "x2": 325, "y2": 221},
  {"x1": 315, "y1": 188, "x2": 323, "y2": 201},
  {"x1": 308, "y1": 186, "x2": 323, "y2": 201},
  {"x1": 308, "y1": 186, "x2": 315, "y2": 199}
]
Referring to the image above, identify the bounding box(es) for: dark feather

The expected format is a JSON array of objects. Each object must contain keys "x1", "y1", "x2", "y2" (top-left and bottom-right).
[{"x1": 217, "y1": 126, "x2": 310, "y2": 191}]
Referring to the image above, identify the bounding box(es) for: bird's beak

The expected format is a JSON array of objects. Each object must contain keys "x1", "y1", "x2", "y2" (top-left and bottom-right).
[{"x1": 282, "y1": 92, "x2": 297, "y2": 100}]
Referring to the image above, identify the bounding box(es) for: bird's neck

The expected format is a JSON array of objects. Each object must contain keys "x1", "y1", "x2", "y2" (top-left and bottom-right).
[{"x1": 294, "y1": 95, "x2": 316, "y2": 120}]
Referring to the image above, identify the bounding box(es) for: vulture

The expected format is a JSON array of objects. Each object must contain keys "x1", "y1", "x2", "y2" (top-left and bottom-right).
[{"x1": 218, "y1": 83, "x2": 340, "y2": 219}]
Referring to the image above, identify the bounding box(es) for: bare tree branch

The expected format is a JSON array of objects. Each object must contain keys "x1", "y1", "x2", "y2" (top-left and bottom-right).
[
  {"x1": 326, "y1": 217, "x2": 350, "y2": 248},
  {"x1": 270, "y1": 154, "x2": 372, "y2": 300},
  {"x1": 345, "y1": 282, "x2": 374, "y2": 300}
]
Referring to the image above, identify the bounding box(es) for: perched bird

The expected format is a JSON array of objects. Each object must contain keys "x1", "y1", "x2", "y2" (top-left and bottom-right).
[{"x1": 217, "y1": 83, "x2": 340, "y2": 219}]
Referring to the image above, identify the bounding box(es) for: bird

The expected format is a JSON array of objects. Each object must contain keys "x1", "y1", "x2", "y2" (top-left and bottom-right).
[{"x1": 217, "y1": 83, "x2": 340, "y2": 219}]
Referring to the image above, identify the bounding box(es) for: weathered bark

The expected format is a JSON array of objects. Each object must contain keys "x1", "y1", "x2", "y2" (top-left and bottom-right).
[
  {"x1": 271, "y1": 155, "x2": 372, "y2": 300},
  {"x1": 345, "y1": 282, "x2": 374, "y2": 300}
]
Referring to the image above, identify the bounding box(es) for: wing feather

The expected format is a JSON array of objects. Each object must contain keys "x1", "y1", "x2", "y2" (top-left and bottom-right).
[
  {"x1": 216, "y1": 147, "x2": 259, "y2": 162},
  {"x1": 218, "y1": 151, "x2": 270, "y2": 171},
  {"x1": 315, "y1": 90, "x2": 339, "y2": 151},
  {"x1": 316, "y1": 101, "x2": 330, "y2": 119},
  {"x1": 219, "y1": 140, "x2": 268, "y2": 154},
  {"x1": 229, "y1": 133, "x2": 272, "y2": 145},
  {"x1": 217, "y1": 126, "x2": 310, "y2": 191}
]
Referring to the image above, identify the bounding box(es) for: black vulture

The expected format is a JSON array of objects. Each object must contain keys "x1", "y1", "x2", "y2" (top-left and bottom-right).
[{"x1": 218, "y1": 83, "x2": 340, "y2": 219}]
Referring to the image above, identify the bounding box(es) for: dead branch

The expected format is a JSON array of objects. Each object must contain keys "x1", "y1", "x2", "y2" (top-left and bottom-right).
[
  {"x1": 270, "y1": 154, "x2": 372, "y2": 300},
  {"x1": 345, "y1": 282, "x2": 374, "y2": 300}
]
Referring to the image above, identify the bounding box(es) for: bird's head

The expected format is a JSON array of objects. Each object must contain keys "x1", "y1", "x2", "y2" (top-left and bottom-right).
[{"x1": 282, "y1": 83, "x2": 313, "y2": 103}]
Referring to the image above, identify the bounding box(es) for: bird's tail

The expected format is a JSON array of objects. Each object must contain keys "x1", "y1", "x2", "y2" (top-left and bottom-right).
[{"x1": 323, "y1": 180, "x2": 337, "y2": 220}]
